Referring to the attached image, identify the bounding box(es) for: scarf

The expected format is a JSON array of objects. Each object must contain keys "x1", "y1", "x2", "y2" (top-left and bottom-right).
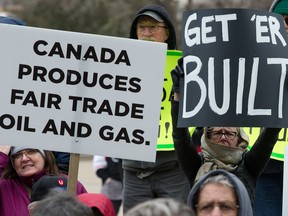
[{"x1": 195, "y1": 135, "x2": 248, "y2": 182}]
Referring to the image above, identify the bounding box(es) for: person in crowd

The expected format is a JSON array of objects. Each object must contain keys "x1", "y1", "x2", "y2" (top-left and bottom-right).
[
  {"x1": 0, "y1": 15, "x2": 26, "y2": 25},
  {"x1": 253, "y1": 1, "x2": 288, "y2": 215},
  {"x1": 125, "y1": 197, "x2": 193, "y2": 216},
  {"x1": 52, "y1": 151, "x2": 70, "y2": 174},
  {"x1": 170, "y1": 58, "x2": 281, "y2": 208},
  {"x1": 31, "y1": 190, "x2": 93, "y2": 216},
  {"x1": 28, "y1": 175, "x2": 69, "y2": 214},
  {"x1": 27, "y1": 174, "x2": 115, "y2": 216},
  {"x1": 93, "y1": 156, "x2": 122, "y2": 214},
  {"x1": 78, "y1": 193, "x2": 116, "y2": 216},
  {"x1": 122, "y1": 5, "x2": 190, "y2": 213},
  {"x1": 0, "y1": 146, "x2": 87, "y2": 216},
  {"x1": 0, "y1": 15, "x2": 71, "y2": 175},
  {"x1": 187, "y1": 169, "x2": 253, "y2": 216}
]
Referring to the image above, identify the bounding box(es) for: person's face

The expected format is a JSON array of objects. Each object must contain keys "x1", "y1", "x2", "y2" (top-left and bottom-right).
[
  {"x1": 136, "y1": 16, "x2": 169, "y2": 43},
  {"x1": 196, "y1": 183, "x2": 238, "y2": 216},
  {"x1": 12, "y1": 149, "x2": 45, "y2": 177},
  {"x1": 209, "y1": 127, "x2": 239, "y2": 147},
  {"x1": 282, "y1": 15, "x2": 288, "y2": 33}
]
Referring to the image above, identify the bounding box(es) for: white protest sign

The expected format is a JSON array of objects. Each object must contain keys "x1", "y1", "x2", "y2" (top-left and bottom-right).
[{"x1": 0, "y1": 24, "x2": 167, "y2": 162}]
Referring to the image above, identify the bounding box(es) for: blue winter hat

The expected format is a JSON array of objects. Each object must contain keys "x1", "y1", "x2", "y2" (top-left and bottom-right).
[{"x1": 0, "y1": 16, "x2": 26, "y2": 25}]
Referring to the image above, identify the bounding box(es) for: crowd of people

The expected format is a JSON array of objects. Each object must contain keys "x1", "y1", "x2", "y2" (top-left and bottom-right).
[{"x1": 0, "y1": 0, "x2": 287, "y2": 215}]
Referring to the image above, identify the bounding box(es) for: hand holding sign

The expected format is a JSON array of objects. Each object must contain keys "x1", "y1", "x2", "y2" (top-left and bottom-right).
[{"x1": 171, "y1": 57, "x2": 184, "y2": 94}]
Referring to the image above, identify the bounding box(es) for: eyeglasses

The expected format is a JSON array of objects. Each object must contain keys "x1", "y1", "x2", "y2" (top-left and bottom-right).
[
  {"x1": 211, "y1": 131, "x2": 238, "y2": 140},
  {"x1": 195, "y1": 202, "x2": 239, "y2": 215},
  {"x1": 12, "y1": 149, "x2": 39, "y2": 160},
  {"x1": 136, "y1": 24, "x2": 167, "y2": 33}
]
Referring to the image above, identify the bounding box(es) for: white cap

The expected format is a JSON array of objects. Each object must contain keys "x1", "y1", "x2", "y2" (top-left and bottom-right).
[{"x1": 10, "y1": 147, "x2": 45, "y2": 158}]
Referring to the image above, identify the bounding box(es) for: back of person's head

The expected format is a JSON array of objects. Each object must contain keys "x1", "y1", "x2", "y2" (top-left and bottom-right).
[
  {"x1": 0, "y1": 16, "x2": 26, "y2": 25},
  {"x1": 28, "y1": 175, "x2": 68, "y2": 214},
  {"x1": 77, "y1": 193, "x2": 116, "y2": 216},
  {"x1": 129, "y1": 5, "x2": 177, "y2": 49},
  {"x1": 270, "y1": 0, "x2": 288, "y2": 15},
  {"x1": 125, "y1": 198, "x2": 193, "y2": 216},
  {"x1": 187, "y1": 169, "x2": 253, "y2": 216},
  {"x1": 31, "y1": 190, "x2": 93, "y2": 216}
]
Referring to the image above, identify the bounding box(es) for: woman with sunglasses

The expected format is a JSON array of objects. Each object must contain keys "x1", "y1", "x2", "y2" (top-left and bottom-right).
[
  {"x1": 170, "y1": 61, "x2": 281, "y2": 209},
  {"x1": 0, "y1": 146, "x2": 87, "y2": 216}
]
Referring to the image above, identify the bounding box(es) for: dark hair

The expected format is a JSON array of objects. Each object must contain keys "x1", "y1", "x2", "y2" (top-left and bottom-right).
[{"x1": 2, "y1": 150, "x2": 60, "y2": 179}]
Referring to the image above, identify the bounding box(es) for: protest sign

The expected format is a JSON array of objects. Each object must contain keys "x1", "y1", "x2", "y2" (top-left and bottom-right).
[
  {"x1": 0, "y1": 24, "x2": 167, "y2": 162},
  {"x1": 157, "y1": 50, "x2": 182, "y2": 151},
  {"x1": 179, "y1": 9, "x2": 288, "y2": 128},
  {"x1": 244, "y1": 127, "x2": 287, "y2": 161},
  {"x1": 283, "y1": 146, "x2": 288, "y2": 216}
]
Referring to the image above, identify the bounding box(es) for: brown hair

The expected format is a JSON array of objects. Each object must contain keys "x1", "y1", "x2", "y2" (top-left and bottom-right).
[{"x1": 1, "y1": 150, "x2": 60, "y2": 179}]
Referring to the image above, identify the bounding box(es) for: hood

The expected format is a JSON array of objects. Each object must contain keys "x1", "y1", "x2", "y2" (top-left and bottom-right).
[
  {"x1": 77, "y1": 193, "x2": 116, "y2": 216},
  {"x1": 269, "y1": 0, "x2": 288, "y2": 14},
  {"x1": 187, "y1": 169, "x2": 253, "y2": 216},
  {"x1": 129, "y1": 5, "x2": 177, "y2": 50},
  {"x1": 0, "y1": 16, "x2": 26, "y2": 25}
]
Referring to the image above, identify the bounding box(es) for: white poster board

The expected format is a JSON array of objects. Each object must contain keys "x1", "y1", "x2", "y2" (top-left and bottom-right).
[{"x1": 0, "y1": 24, "x2": 167, "y2": 162}]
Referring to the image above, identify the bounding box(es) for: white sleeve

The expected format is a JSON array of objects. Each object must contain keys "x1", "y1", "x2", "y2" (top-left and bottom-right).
[{"x1": 92, "y1": 155, "x2": 107, "y2": 172}]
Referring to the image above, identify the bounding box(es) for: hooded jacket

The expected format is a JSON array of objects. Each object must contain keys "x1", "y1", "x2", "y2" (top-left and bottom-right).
[
  {"x1": 129, "y1": 5, "x2": 177, "y2": 50},
  {"x1": 123, "y1": 5, "x2": 179, "y2": 172},
  {"x1": 187, "y1": 169, "x2": 253, "y2": 216},
  {"x1": 78, "y1": 193, "x2": 116, "y2": 216},
  {"x1": 270, "y1": 0, "x2": 284, "y2": 13}
]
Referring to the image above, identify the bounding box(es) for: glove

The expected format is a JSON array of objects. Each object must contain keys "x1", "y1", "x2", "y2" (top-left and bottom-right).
[{"x1": 171, "y1": 57, "x2": 184, "y2": 93}]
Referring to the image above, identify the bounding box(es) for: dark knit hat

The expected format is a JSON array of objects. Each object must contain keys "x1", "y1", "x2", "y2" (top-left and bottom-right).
[
  {"x1": 30, "y1": 175, "x2": 68, "y2": 202},
  {"x1": 273, "y1": 0, "x2": 288, "y2": 15}
]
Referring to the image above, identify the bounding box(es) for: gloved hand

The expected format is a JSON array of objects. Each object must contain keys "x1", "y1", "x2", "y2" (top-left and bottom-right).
[{"x1": 171, "y1": 57, "x2": 184, "y2": 93}]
